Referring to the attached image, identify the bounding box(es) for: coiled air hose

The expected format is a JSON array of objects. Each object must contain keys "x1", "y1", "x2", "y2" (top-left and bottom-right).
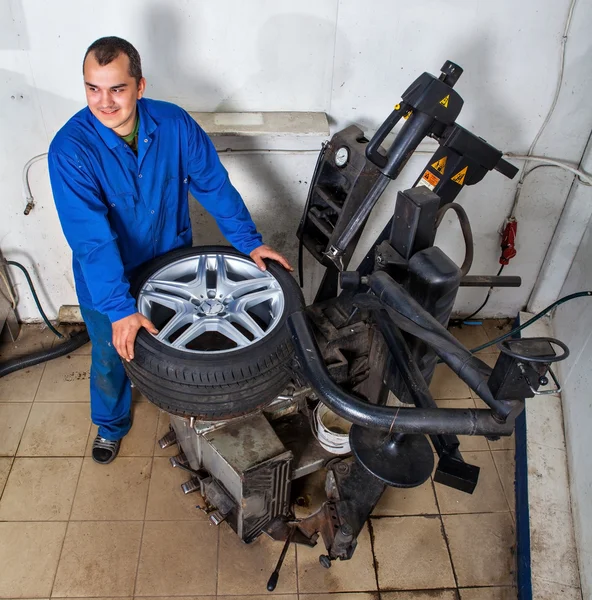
[{"x1": 0, "y1": 260, "x2": 89, "y2": 378}]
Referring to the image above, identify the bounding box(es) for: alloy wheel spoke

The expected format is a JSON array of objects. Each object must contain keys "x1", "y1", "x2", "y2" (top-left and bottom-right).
[
  {"x1": 138, "y1": 290, "x2": 194, "y2": 314},
  {"x1": 157, "y1": 312, "x2": 193, "y2": 342},
  {"x1": 234, "y1": 288, "x2": 282, "y2": 312}
]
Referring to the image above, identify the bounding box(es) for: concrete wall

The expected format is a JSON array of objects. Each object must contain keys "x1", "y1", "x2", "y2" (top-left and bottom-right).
[
  {"x1": 553, "y1": 218, "x2": 592, "y2": 599},
  {"x1": 1, "y1": 0, "x2": 592, "y2": 320}
]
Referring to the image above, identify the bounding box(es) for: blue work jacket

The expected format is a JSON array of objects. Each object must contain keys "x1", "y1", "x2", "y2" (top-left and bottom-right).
[{"x1": 48, "y1": 98, "x2": 263, "y2": 323}]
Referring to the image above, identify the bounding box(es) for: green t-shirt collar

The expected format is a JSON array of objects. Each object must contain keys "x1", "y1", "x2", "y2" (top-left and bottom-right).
[{"x1": 121, "y1": 113, "x2": 140, "y2": 144}]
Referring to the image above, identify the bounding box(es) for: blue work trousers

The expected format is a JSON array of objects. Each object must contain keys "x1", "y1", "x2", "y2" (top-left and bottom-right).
[{"x1": 80, "y1": 305, "x2": 132, "y2": 441}]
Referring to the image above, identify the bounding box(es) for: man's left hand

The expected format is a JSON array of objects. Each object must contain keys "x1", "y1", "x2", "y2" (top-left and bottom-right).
[{"x1": 250, "y1": 244, "x2": 293, "y2": 272}]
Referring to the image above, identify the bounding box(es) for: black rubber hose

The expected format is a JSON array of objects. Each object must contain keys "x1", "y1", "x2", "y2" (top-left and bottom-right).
[
  {"x1": 0, "y1": 329, "x2": 89, "y2": 378},
  {"x1": 6, "y1": 260, "x2": 63, "y2": 338},
  {"x1": 287, "y1": 310, "x2": 514, "y2": 436},
  {"x1": 470, "y1": 290, "x2": 592, "y2": 353},
  {"x1": 435, "y1": 203, "x2": 474, "y2": 277}
]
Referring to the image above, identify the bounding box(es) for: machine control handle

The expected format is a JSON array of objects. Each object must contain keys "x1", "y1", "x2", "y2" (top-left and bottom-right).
[
  {"x1": 365, "y1": 103, "x2": 408, "y2": 170},
  {"x1": 266, "y1": 527, "x2": 294, "y2": 591},
  {"x1": 499, "y1": 337, "x2": 569, "y2": 363}
]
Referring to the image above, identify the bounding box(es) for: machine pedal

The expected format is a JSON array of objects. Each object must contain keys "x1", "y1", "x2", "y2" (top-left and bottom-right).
[
  {"x1": 158, "y1": 429, "x2": 177, "y2": 449},
  {"x1": 181, "y1": 477, "x2": 201, "y2": 495},
  {"x1": 170, "y1": 453, "x2": 189, "y2": 469},
  {"x1": 208, "y1": 510, "x2": 226, "y2": 526}
]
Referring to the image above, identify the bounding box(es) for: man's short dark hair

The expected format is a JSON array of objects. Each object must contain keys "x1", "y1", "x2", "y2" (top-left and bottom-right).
[{"x1": 84, "y1": 36, "x2": 143, "y2": 84}]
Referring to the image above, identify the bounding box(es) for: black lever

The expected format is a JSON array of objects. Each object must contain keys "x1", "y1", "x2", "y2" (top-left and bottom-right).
[
  {"x1": 266, "y1": 527, "x2": 294, "y2": 592},
  {"x1": 365, "y1": 103, "x2": 408, "y2": 170}
]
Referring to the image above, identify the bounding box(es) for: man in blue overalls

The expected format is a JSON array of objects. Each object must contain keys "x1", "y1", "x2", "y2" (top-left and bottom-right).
[{"x1": 49, "y1": 36, "x2": 292, "y2": 464}]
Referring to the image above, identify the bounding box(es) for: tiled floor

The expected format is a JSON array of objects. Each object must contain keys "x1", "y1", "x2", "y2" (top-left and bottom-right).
[{"x1": 0, "y1": 321, "x2": 518, "y2": 599}]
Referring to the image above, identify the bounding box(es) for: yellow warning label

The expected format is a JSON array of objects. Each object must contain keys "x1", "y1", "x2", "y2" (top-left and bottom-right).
[
  {"x1": 439, "y1": 95, "x2": 450, "y2": 108},
  {"x1": 431, "y1": 156, "x2": 447, "y2": 175},
  {"x1": 451, "y1": 166, "x2": 468, "y2": 185}
]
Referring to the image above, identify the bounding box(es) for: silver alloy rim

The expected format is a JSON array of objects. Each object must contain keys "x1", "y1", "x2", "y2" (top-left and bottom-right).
[{"x1": 138, "y1": 252, "x2": 285, "y2": 354}]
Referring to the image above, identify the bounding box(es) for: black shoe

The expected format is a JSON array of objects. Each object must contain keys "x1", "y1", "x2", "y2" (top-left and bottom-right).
[{"x1": 92, "y1": 435, "x2": 121, "y2": 464}]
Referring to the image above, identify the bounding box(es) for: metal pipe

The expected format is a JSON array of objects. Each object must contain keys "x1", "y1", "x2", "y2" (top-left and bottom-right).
[
  {"x1": 328, "y1": 174, "x2": 391, "y2": 256},
  {"x1": 461, "y1": 275, "x2": 522, "y2": 287},
  {"x1": 374, "y1": 309, "x2": 464, "y2": 456},
  {"x1": 287, "y1": 311, "x2": 514, "y2": 436},
  {"x1": 362, "y1": 271, "x2": 512, "y2": 419}
]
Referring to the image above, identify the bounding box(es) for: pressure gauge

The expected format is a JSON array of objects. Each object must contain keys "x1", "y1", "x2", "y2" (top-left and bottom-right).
[{"x1": 335, "y1": 146, "x2": 349, "y2": 167}]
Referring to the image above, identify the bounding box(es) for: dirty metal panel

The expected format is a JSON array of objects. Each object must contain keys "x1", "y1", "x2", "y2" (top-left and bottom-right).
[{"x1": 204, "y1": 413, "x2": 287, "y2": 474}]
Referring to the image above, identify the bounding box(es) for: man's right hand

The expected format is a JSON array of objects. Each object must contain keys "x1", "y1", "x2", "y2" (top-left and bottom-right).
[{"x1": 112, "y1": 312, "x2": 158, "y2": 362}]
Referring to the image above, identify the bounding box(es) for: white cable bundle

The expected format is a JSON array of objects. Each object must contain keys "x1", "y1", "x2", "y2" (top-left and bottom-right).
[{"x1": 314, "y1": 403, "x2": 352, "y2": 455}]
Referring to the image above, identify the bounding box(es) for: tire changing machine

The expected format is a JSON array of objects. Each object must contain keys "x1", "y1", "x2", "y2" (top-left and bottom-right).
[{"x1": 158, "y1": 61, "x2": 569, "y2": 591}]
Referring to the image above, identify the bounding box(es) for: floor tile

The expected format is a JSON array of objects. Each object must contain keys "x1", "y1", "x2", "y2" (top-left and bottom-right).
[
  {"x1": 17, "y1": 402, "x2": 90, "y2": 456},
  {"x1": 0, "y1": 363, "x2": 44, "y2": 402},
  {"x1": 217, "y1": 523, "x2": 297, "y2": 594},
  {"x1": 487, "y1": 433, "x2": 516, "y2": 451},
  {"x1": 0, "y1": 521, "x2": 67, "y2": 598},
  {"x1": 36, "y1": 354, "x2": 91, "y2": 402},
  {"x1": 219, "y1": 596, "x2": 296, "y2": 600},
  {"x1": 300, "y1": 594, "x2": 377, "y2": 600},
  {"x1": 372, "y1": 479, "x2": 438, "y2": 516},
  {"x1": 0, "y1": 457, "x2": 81, "y2": 520},
  {"x1": 459, "y1": 587, "x2": 516, "y2": 599},
  {"x1": 52, "y1": 520, "x2": 143, "y2": 597},
  {"x1": 0, "y1": 324, "x2": 56, "y2": 360},
  {"x1": 86, "y1": 402, "x2": 160, "y2": 457},
  {"x1": 372, "y1": 516, "x2": 455, "y2": 590},
  {"x1": 530, "y1": 578, "x2": 582, "y2": 599},
  {"x1": 0, "y1": 456, "x2": 12, "y2": 496},
  {"x1": 131, "y1": 597, "x2": 211, "y2": 600},
  {"x1": 70, "y1": 456, "x2": 152, "y2": 520},
  {"x1": 435, "y1": 451, "x2": 508, "y2": 514},
  {"x1": 135, "y1": 521, "x2": 218, "y2": 596},
  {"x1": 482, "y1": 319, "x2": 514, "y2": 342},
  {"x1": 435, "y1": 399, "x2": 489, "y2": 452},
  {"x1": 154, "y1": 410, "x2": 178, "y2": 456},
  {"x1": 449, "y1": 324, "x2": 489, "y2": 349},
  {"x1": 443, "y1": 513, "x2": 515, "y2": 587},
  {"x1": 430, "y1": 364, "x2": 471, "y2": 399},
  {"x1": 298, "y1": 523, "x2": 377, "y2": 592},
  {"x1": 382, "y1": 592, "x2": 458, "y2": 599},
  {"x1": 491, "y1": 450, "x2": 516, "y2": 511},
  {"x1": 56, "y1": 598, "x2": 131, "y2": 600},
  {"x1": 145, "y1": 457, "x2": 208, "y2": 520},
  {"x1": 529, "y1": 505, "x2": 580, "y2": 588},
  {"x1": 0, "y1": 403, "x2": 31, "y2": 455}
]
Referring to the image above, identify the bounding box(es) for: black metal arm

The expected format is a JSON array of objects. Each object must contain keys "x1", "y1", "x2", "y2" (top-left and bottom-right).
[{"x1": 288, "y1": 310, "x2": 514, "y2": 437}]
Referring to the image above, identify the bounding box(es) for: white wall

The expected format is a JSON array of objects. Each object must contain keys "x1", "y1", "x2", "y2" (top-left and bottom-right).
[
  {"x1": 1, "y1": 0, "x2": 592, "y2": 320},
  {"x1": 553, "y1": 217, "x2": 592, "y2": 599}
]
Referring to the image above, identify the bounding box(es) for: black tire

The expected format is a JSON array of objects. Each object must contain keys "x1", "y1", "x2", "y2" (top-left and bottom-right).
[{"x1": 125, "y1": 245, "x2": 303, "y2": 419}]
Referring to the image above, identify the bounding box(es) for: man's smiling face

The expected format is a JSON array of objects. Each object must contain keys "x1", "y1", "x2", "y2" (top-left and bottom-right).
[{"x1": 83, "y1": 51, "x2": 145, "y2": 137}]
